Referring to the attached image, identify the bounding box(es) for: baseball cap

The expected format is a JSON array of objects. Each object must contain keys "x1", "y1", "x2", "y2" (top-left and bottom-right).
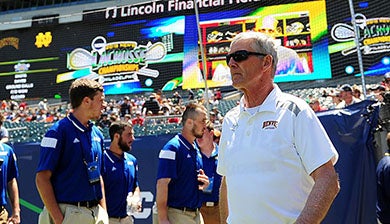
[
  {"x1": 385, "y1": 72, "x2": 390, "y2": 79},
  {"x1": 339, "y1": 84, "x2": 353, "y2": 92}
]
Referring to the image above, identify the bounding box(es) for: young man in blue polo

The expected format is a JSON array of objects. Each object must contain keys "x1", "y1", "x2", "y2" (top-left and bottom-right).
[
  {"x1": 102, "y1": 121, "x2": 141, "y2": 224},
  {"x1": 156, "y1": 103, "x2": 210, "y2": 224},
  {"x1": 36, "y1": 79, "x2": 108, "y2": 224}
]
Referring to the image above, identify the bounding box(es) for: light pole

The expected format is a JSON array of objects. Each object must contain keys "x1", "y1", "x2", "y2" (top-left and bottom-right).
[
  {"x1": 348, "y1": 0, "x2": 367, "y2": 98},
  {"x1": 194, "y1": 0, "x2": 211, "y2": 115}
]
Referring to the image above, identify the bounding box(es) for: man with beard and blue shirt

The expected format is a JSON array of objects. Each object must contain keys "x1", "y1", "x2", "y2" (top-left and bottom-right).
[
  {"x1": 156, "y1": 103, "x2": 210, "y2": 224},
  {"x1": 103, "y1": 121, "x2": 141, "y2": 224},
  {"x1": 36, "y1": 79, "x2": 108, "y2": 224}
]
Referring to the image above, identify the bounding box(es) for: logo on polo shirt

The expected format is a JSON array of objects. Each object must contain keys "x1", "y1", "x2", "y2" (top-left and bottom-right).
[
  {"x1": 73, "y1": 138, "x2": 80, "y2": 143},
  {"x1": 262, "y1": 120, "x2": 278, "y2": 129},
  {"x1": 187, "y1": 154, "x2": 191, "y2": 158}
]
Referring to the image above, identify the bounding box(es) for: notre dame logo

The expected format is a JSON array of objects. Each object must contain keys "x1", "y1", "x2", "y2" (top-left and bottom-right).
[{"x1": 35, "y1": 32, "x2": 52, "y2": 48}]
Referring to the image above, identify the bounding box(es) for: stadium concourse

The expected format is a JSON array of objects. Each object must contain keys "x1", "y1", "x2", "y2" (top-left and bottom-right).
[{"x1": 0, "y1": 74, "x2": 385, "y2": 144}]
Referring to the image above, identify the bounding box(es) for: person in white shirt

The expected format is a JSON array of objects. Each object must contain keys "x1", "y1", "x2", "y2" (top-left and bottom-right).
[{"x1": 218, "y1": 31, "x2": 339, "y2": 224}]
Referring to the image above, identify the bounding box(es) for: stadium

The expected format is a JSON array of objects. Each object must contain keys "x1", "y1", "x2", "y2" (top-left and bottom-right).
[{"x1": 0, "y1": 0, "x2": 389, "y2": 223}]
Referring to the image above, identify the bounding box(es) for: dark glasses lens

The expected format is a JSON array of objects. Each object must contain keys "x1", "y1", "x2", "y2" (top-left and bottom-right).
[{"x1": 226, "y1": 50, "x2": 267, "y2": 64}]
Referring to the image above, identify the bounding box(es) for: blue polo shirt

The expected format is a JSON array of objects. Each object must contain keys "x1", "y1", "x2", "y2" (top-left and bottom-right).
[
  {"x1": 377, "y1": 155, "x2": 390, "y2": 223},
  {"x1": 200, "y1": 144, "x2": 222, "y2": 203},
  {"x1": 102, "y1": 150, "x2": 139, "y2": 218},
  {"x1": 36, "y1": 113, "x2": 104, "y2": 202},
  {"x1": 0, "y1": 143, "x2": 18, "y2": 206},
  {"x1": 157, "y1": 134, "x2": 203, "y2": 209}
]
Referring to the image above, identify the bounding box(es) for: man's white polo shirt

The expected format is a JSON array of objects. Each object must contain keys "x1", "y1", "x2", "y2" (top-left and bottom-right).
[{"x1": 217, "y1": 84, "x2": 338, "y2": 224}]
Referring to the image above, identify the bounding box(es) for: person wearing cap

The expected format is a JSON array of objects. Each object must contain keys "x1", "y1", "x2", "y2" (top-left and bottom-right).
[
  {"x1": 38, "y1": 98, "x2": 48, "y2": 111},
  {"x1": 218, "y1": 31, "x2": 339, "y2": 223},
  {"x1": 155, "y1": 103, "x2": 209, "y2": 224},
  {"x1": 142, "y1": 94, "x2": 160, "y2": 116},
  {"x1": 383, "y1": 72, "x2": 390, "y2": 91},
  {"x1": 102, "y1": 121, "x2": 141, "y2": 224},
  {"x1": 335, "y1": 84, "x2": 361, "y2": 109},
  {"x1": 370, "y1": 84, "x2": 387, "y2": 102},
  {"x1": 196, "y1": 121, "x2": 222, "y2": 224}
]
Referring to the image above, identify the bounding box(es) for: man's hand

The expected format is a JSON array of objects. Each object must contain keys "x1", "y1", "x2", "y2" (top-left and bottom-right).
[{"x1": 197, "y1": 169, "x2": 209, "y2": 190}]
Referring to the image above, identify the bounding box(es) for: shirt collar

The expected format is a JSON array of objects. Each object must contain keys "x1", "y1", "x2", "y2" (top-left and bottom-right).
[
  {"x1": 176, "y1": 133, "x2": 196, "y2": 151},
  {"x1": 105, "y1": 149, "x2": 124, "y2": 162},
  {"x1": 67, "y1": 113, "x2": 94, "y2": 132},
  {"x1": 239, "y1": 84, "x2": 280, "y2": 114}
]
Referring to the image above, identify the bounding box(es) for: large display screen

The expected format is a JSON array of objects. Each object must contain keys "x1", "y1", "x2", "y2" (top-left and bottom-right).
[{"x1": 0, "y1": 0, "x2": 389, "y2": 100}]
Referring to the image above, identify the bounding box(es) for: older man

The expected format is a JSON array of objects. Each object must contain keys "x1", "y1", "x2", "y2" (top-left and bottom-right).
[{"x1": 217, "y1": 31, "x2": 339, "y2": 224}]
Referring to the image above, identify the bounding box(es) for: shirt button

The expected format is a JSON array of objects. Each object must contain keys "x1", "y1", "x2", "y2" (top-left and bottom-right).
[{"x1": 246, "y1": 131, "x2": 250, "y2": 136}]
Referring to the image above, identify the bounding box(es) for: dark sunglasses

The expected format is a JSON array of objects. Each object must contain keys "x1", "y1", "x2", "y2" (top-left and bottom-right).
[{"x1": 226, "y1": 50, "x2": 267, "y2": 64}]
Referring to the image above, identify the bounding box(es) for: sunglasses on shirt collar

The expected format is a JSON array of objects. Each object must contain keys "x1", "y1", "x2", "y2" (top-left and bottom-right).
[{"x1": 226, "y1": 50, "x2": 267, "y2": 64}]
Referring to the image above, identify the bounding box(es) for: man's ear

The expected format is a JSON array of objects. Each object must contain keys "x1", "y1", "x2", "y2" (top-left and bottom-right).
[
  {"x1": 263, "y1": 55, "x2": 273, "y2": 71},
  {"x1": 83, "y1": 96, "x2": 91, "y2": 105},
  {"x1": 186, "y1": 118, "x2": 193, "y2": 127}
]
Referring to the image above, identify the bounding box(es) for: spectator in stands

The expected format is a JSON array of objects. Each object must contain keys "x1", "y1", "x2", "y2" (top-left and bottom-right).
[
  {"x1": 142, "y1": 94, "x2": 160, "y2": 115},
  {"x1": 18, "y1": 100, "x2": 27, "y2": 111},
  {"x1": 102, "y1": 121, "x2": 141, "y2": 224},
  {"x1": 155, "y1": 89, "x2": 164, "y2": 105},
  {"x1": 167, "y1": 108, "x2": 181, "y2": 124},
  {"x1": 197, "y1": 89, "x2": 204, "y2": 100},
  {"x1": 383, "y1": 72, "x2": 390, "y2": 91},
  {"x1": 38, "y1": 98, "x2": 48, "y2": 111},
  {"x1": 0, "y1": 142, "x2": 21, "y2": 224},
  {"x1": 131, "y1": 112, "x2": 145, "y2": 126},
  {"x1": 171, "y1": 91, "x2": 182, "y2": 105},
  {"x1": 336, "y1": 84, "x2": 361, "y2": 108},
  {"x1": 155, "y1": 103, "x2": 209, "y2": 224},
  {"x1": 123, "y1": 114, "x2": 132, "y2": 124},
  {"x1": 120, "y1": 96, "x2": 132, "y2": 119},
  {"x1": 188, "y1": 88, "x2": 195, "y2": 101},
  {"x1": 328, "y1": 90, "x2": 342, "y2": 109},
  {"x1": 352, "y1": 85, "x2": 364, "y2": 100},
  {"x1": 36, "y1": 79, "x2": 108, "y2": 224},
  {"x1": 144, "y1": 111, "x2": 156, "y2": 126},
  {"x1": 0, "y1": 100, "x2": 7, "y2": 111},
  {"x1": 370, "y1": 85, "x2": 387, "y2": 102},
  {"x1": 218, "y1": 31, "x2": 339, "y2": 223},
  {"x1": 214, "y1": 88, "x2": 222, "y2": 101},
  {"x1": 196, "y1": 121, "x2": 222, "y2": 224},
  {"x1": 211, "y1": 106, "x2": 223, "y2": 122},
  {"x1": 309, "y1": 98, "x2": 327, "y2": 112},
  {"x1": 96, "y1": 113, "x2": 111, "y2": 131},
  {"x1": 0, "y1": 114, "x2": 9, "y2": 143},
  {"x1": 160, "y1": 99, "x2": 171, "y2": 116},
  {"x1": 376, "y1": 132, "x2": 390, "y2": 223},
  {"x1": 209, "y1": 112, "x2": 220, "y2": 126},
  {"x1": 9, "y1": 101, "x2": 18, "y2": 112}
]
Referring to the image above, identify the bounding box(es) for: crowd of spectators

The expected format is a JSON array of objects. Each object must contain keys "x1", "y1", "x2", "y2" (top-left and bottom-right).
[{"x1": 0, "y1": 74, "x2": 389, "y2": 143}]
